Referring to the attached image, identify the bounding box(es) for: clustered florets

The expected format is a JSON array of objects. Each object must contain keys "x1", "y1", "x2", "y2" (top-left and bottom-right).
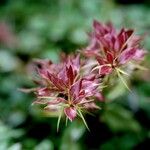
[
  {"x1": 84, "y1": 20, "x2": 146, "y2": 75},
  {"x1": 24, "y1": 20, "x2": 146, "y2": 130}
]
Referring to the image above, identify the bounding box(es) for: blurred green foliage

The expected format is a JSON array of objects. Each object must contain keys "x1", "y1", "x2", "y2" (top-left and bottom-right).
[{"x1": 0, "y1": 0, "x2": 150, "y2": 149}]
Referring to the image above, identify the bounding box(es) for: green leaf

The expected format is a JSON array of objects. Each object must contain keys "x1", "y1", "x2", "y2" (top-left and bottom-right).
[
  {"x1": 101, "y1": 104, "x2": 141, "y2": 132},
  {"x1": 0, "y1": 50, "x2": 19, "y2": 72},
  {"x1": 116, "y1": 68, "x2": 131, "y2": 91},
  {"x1": 116, "y1": 68, "x2": 129, "y2": 76},
  {"x1": 41, "y1": 49, "x2": 60, "y2": 63},
  {"x1": 107, "y1": 80, "x2": 127, "y2": 101},
  {"x1": 78, "y1": 110, "x2": 90, "y2": 131},
  {"x1": 60, "y1": 120, "x2": 85, "y2": 150},
  {"x1": 57, "y1": 109, "x2": 63, "y2": 132},
  {"x1": 100, "y1": 133, "x2": 143, "y2": 150},
  {"x1": 8, "y1": 143, "x2": 21, "y2": 150},
  {"x1": 34, "y1": 140, "x2": 54, "y2": 150}
]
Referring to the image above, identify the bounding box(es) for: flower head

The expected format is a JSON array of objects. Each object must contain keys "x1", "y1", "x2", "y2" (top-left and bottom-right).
[
  {"x1": 84, "y1": 20, "x2": 146, "y2": 76},
  {"x1": 31, "y1": 55, "x2": 103, "y2": 130}
]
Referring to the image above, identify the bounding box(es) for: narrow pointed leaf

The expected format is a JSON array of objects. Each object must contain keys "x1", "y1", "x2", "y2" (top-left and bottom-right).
[
  {"x1": 57, "y1": 109, "x2": 63, "y2": 132},
  {"x1": 116, "y1": 68, "x2": 131, "y2": 91},
  {"x1": 78, "y1": 109, "x2": 90, "y2": 131}
]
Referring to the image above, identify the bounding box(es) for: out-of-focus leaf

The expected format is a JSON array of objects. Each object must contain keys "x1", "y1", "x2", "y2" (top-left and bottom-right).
[
  {"x1": 18, "y1": 32, "x2": 44, "y2": 54},
  {"x1": 100, "y1": 133, "x2": 143, "y2": 150},
  {"x1": 34, "y1": 139, "x2": 54, "y2": 150},
  {"x1": 8, "y1": 143, "x2": 22, "y2": 150},
  {"x1": 60, "y1": 120, "x2": 85, "y2": 150},
  {"x1": 7, "y1": 111, "x2": 26, "y2": 127},
  {"x1": 70, "y1": 28, "x2": 87, "y2": 44},
  {"x1": 0, "y1": 142, "x2": 8, "y2": 150},
  {"x1": 125, "y1": 6, "x2": 147, "y2": 27},
  {"x1": 41, "y1": 49, "x2": 60, "y2": 63},
  {"x1": 101, "y1": 104, "x2": 141, "y2": 132},
  {"x1": 48, "y1": 18, "x2": 68, "y2": 41},
  {"x1": 107, "y1": 80, "x2": 127, "y2": 101},
  {"x1": 137, "y1": 82, "x2": 150, "y2": 97},
  {"x1": 0, "y1": 121, "x2": 24, "y2": 150},
  {"x1": 0, "y1": 121, "x2": 24, "y2": 141},
  {"x1": 28, "y1": 15, "x2": 50, "y2": 34},
  {"x1": 79, "y1": 0, "x2": 101, "y2": 15},
  {"x1": 127, "y1": 90, "x2": 140, "y2": 112},
  {"x1": 22, "y1": 138, "x2": 37, "y2": 149},
  {"x1": 0, "y1": 50, "x2": 20, "y2": 72}
]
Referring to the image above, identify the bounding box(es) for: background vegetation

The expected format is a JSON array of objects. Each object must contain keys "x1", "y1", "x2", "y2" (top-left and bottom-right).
[{"x1": 0, "y1": 0, "x2": 150, "y2": 149}]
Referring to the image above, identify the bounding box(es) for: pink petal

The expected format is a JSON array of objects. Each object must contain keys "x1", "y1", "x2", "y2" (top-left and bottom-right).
[
  {"x1": 106, "y1": 53, "x2": 114, "y2": 64},
  {"x1": 19, "y1": 88, "x2": 37, "y2": 93},
  {"x1": 82, "y1": 80, "x2": 99, "y2": 97},
  {"x1": 38, "y1": 68, "x2": 49, "y2": 79},
  {"x1": 95, "y1": 92, "x2": 104, "y2": 101},
  {"x1": 84, "y1": 38, "x2": 100, "y2": 56},
  {"x1": 114, "y1": 40, "x2": 121, "y2": 51},
  {"x1": 44, "y1": 104, "x2": 60, "y2": 112},
  {"x1": 133, "y1": 49, "x2": 147, "y2": 60},
  {"x1": 47, "y1": 72, "x2": 66, "y2": 90},
  {"x1": 66, "y1": 65, "x2": 74, "y2": 85},
  {"x1": 47, "y1": 98, "x2": 65, "y2": 105},
  {"x1": 58, "y1": 65, "x2": 68, "y2": 81},
  {"x1": 117, "y1": 29, "x2": 125, "y2": 49},
  {"x1": 33, "y1": 99, "x2": 49, "y2": 105},
  {"x1": 117, "y1": 29, "x2": 133, "y2": 47},
  {"x1": 83, "y1": 102, "x2": 100, "y2": 110},
  {"x1": 93, "y1": 20, "x2": 105, "y2": 35},
  {"x1": 128, "y1": 35, "x2": 142, "y2": 47},
  {"x1": 96, "y1": 56, "x2": 106, "y2": 65},
  {"x1": 72, "y1": 54, "x2": 80, "y2": 71},
  {"x1": 125, "y1": 30, "x2": 134, "y2": 40},
  {"x1": 119, "y1": 48, "x2": 136, "y2": 64},
  {"x1": 37, "y1": 88, "x2": 51, "y2": 96},
  {"x1": 71, "y1": 79, "x2": 83, "y2": 99},
  {"x1": 64, "y1": 107, "x2": 77, "y2": 121},
  {"x1": 93, "y1": 20, "x2": 115, "y2": 36},
  {"x1": 99, "y1": 65, "x2": 112, "y2": 75},
  {"x1": 98, "y1": 36, "x2": 110, "y2": 49},
  {"x1": 106, "y1": 22, "x2": 116, "y2": 33}
]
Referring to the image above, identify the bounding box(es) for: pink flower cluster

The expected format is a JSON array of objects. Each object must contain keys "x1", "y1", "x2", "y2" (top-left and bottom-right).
[
  {"x1": 33, "y1": 55, "x2": 103, "y2": 123},
  {"x1": 84, "y1": 20, "x2": 146, "y2": 75},
  {"x1": 26, "y1": 20, "x2": 146, "y2": 129}
]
